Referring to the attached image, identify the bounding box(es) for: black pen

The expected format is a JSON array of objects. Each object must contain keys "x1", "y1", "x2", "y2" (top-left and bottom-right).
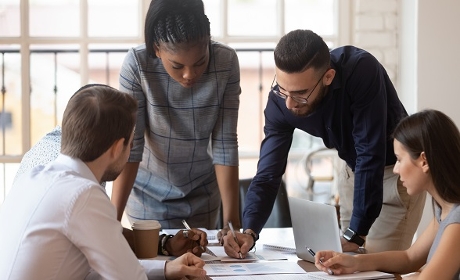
[{"x1": 307, "y1": 247, "x2": 334, "y2": 275}]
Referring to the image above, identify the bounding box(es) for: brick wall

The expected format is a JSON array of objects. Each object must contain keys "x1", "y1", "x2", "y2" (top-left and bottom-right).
[{"x1": 351, "y1": 0, "x2": 399, "y2": 87}]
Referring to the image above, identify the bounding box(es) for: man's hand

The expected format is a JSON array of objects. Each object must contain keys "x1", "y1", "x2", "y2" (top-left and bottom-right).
[
  {"x1": 164, "y1": 252, "x2": 206, "y2": 280},
  {"x1": 222, "y1": 230, "x2": 254, "y2": 258},
  {"x1": 166, "y1": 229, "x2": 208, "y2": 257},
  {"x1": 340, "y1": 236, "x2": 365, "y2": 252},
  {"x1": 217, "y1": 223, "x2": 241, "y2": 245}
]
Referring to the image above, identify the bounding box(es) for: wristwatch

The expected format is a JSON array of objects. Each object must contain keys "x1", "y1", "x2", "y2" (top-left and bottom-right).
[{"x1": 343, "y1": 228, "x2": 365, "y2": 247}]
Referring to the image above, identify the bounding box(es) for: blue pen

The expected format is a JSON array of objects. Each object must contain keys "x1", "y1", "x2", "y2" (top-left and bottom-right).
[{"x1": 307, "y1": 247, "x2": 334, "y2": 275}]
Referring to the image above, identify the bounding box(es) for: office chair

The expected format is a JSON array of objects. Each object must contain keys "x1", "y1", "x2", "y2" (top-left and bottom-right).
[
  {"x1": 217, "y1": 178, "x2": 292, "y2": 229},
  {"x1": 239, "y1": 178, "x2": 292, "y2": 228}
]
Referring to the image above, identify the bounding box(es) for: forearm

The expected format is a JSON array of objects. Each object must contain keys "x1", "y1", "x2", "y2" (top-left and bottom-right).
[
  {"x1": 215, "y1": 164, "x2": 240, "y2": 228},
  {"x1": 355, "y1": 251, "x2": 414, "y2": 274},
  {"x1": 111, "y1": 162, "x2": 140, "y2": 221}
]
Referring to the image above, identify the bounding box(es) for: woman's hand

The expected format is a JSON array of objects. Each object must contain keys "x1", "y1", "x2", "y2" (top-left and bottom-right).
[{"x1": 315, "y1": 250, "x2": 359, "y2": 275}]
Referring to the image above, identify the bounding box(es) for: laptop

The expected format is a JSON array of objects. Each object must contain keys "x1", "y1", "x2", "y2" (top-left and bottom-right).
[{"x1": 288, "y1": 196, "x2": 343, "y2": 263}]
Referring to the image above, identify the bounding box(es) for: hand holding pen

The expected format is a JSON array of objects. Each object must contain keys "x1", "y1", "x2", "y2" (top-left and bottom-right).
[
  {"x1": 307, "y1": 247, "x2": 334, "y2": 275},
  {"x1": 181, "y1": 220, "x2": 217, "y2": 257},
  {"x1": 228, "y1": 221, "x2": 243, "y2": 259}
]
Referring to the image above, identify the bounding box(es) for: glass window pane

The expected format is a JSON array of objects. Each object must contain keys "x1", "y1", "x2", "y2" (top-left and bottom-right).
[
  {"x1": 29, "y1": 0, "x2": 80, "y2": 37},
  {"x1": 30, "y1": 45, "x2": 80, "y2": 143},
  {"x1": 88, "y1": 0, "x2": 140, "y2": 37},
  {"x1": 285, "y1": 0, "x2": 335, "y2": 35},
  {"x1": 227, "y1": 0, "x2": 277, "y2": 36},
  {"x1": 0, "y1": 45, "x2": 22, "y2": 156},
  {"x1": 0, "y1": 0, "x2": 20, "y2": 37},
  {"x1": 88, "y1": 44, "x2": 132, "y2": 88},
  {"x1": 202, "y1": 0, "x2": 222, "y2": 37},
  {"x1": 234, "y1": 49, "x2": 275, "y2": 152}
]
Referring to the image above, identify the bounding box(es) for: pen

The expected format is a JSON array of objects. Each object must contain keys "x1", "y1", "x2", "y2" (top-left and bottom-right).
[
  {"x1": 307, "y1": 247, "x2": 334, "y2": 275},
  {"x1": 181, "y1": 220, "x2": 217, "y2": 257},
  {"x1": 228, "y1": 221, "x2": 243, "y2": 259}
]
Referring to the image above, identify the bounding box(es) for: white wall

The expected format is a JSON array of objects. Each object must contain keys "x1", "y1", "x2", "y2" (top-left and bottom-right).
[
  {"x1": 347, "y1": 0, "x2": 460, "y2": 238},
  {"x1": 416, "y1": 0, "x2": 460, "y2": 121},
  {"x1": 400, "y1": 0, "x2": 460, "y2": 235}
]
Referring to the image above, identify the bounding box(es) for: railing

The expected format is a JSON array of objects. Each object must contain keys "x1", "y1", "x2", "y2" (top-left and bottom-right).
[{"x1": 0, "y1": 47, "x2": 279, "y2": 199}]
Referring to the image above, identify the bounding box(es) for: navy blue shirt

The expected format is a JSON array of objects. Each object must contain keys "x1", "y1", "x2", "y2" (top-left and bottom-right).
[{"x1": 243, "y1": 46, "x2": 407, "y2": 236}]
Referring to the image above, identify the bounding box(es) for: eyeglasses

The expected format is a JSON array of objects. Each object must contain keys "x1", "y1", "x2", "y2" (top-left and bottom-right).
[{"x1": 271, "y1": 71, "x2": 326, "y2": 104}]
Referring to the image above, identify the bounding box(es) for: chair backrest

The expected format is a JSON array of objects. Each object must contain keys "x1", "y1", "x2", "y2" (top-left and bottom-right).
[
  {"x1": 216, "y1": 178, "x2": 292, "y2": 229},
  {"x1": 239, "y1": 178, "x2": 292, "y2": 228}
]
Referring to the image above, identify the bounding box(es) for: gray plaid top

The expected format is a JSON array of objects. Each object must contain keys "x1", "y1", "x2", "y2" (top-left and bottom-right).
[{"x1": 119, "y1": 41, "x2": 241, "y2": 229}]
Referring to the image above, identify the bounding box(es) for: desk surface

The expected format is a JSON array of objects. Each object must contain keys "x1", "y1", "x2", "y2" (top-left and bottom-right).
[{"x1": 254, "y1": 227, "x2": 318, "y2": 272}]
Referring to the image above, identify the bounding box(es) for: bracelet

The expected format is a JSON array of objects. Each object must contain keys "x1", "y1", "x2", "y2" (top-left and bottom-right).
[
  {"x1": 243, "y1": 231, "x2": 258, "y2": 251},
  {"x1": 158, "y1": 234, "x2": 166, "y2": 255},
  {"x1": 160, "y1": 234, "x2": 174, "y2": 256}
]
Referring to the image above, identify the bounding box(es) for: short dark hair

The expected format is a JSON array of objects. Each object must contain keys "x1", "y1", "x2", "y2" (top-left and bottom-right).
[
  {"x1": 274, "y1": 29, "x2": 330, "y2": 74},
  {"x1": 144, "y1": 0, "x2": 211, "y2": 58},
  {"x1": 392, "y1": 109, "x2": 460, "y2": 203},
  {"x1": 61, "y1": 84, "x2": 137, "y2": 162}
]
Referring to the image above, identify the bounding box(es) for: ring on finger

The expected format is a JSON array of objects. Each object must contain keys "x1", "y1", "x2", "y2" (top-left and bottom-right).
[{"x1": 183, "y1": 230, "x2": 189, "y2": 238}]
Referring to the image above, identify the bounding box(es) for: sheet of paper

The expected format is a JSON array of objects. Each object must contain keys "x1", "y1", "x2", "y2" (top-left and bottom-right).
[
  {"x1": 200, "y1": 245, "x2": 289, "y2": 262},
  {"x1": 306, "y1": 270, "x2": 395, "y2": 280},
  {"x1": 204, "y1": 261, "x2": 306, "y2": 276},
  {"x1": 210, "y1": 274, "x2": 311, "y2": 280},
  {"x1": 162, "y1": 228, "x2": 220, "y2": 244}
]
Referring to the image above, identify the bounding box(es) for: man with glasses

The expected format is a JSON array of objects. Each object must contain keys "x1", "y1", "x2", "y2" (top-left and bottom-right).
[{"x1": 223, "y1": 29, "x2": 426, "y2": 256}]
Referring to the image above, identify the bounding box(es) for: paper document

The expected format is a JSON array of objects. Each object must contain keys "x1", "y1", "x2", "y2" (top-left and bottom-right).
[
  {"x1": 307, "y1": 270, "x2": 395, "y2": 280},
  {"x1": 210, "y1": 274, "x2": 311, "y2": 280},
  {"x1": 204, "y1": 261, "x2": 306, "y2": 276},
  {"x1": 200, "y1": 245, "x2": 288, "y2": 262},
  {"x1": 162, "y1": 228, "x2": 219, "y2": 244}
]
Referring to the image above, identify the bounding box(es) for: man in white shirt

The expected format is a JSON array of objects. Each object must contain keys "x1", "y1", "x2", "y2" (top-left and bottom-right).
[{"x1": 0, "y1": 84, "x2": 207, "y2": 280}]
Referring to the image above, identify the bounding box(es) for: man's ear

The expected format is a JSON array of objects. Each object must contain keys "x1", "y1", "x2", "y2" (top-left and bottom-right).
[
  {"x1": 420, "y1": 151, "x2": 430, "y2": 173},
  {"x1": 110, "y1": 138, "x2": 126, "y2": 159},
  {"x1": 324, "y1": 68, "x2": 336, "y2": 86}
]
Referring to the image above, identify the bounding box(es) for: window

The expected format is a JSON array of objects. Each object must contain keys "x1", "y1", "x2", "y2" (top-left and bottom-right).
[{"x1": 0, "y1": 0, "x2": 342, "y2": 204}]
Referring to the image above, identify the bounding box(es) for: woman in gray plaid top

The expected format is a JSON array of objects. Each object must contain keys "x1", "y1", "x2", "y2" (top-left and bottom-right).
[{"x1": 113, "y1": 0, "x2": 241, "y2": 236}]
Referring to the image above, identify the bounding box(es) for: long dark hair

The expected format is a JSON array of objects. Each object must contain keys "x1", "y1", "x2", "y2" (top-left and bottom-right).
[{"x1": 392, "y1": 109, "x2": 460, "y2": 203}]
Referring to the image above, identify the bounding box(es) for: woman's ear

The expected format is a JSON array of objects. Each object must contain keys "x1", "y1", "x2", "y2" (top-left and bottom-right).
[
  {"x1": 420, "y1": 151, "x2": 430, "y2": 173},
  {"x1": 154, "y1": 43, "x2": 161, "y2": 58}
]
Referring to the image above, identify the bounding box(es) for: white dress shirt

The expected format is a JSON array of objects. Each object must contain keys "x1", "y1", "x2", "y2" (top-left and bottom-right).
[{"x1": 0, "y1": 154, "x2": 166, "y2": 280}]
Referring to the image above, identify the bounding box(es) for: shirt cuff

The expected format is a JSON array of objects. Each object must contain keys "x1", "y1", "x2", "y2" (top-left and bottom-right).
[{"x1": 139, "y1": 259, "x2": 167, "y2": 280}]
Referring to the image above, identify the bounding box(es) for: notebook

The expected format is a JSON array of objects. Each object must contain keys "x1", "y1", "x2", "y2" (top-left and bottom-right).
[
  {"x1": 307, "y1": 270, "x2": 394, "y2": 279},
  {"x1": 288, "y1": 196, "x2": 343, "y2": 263},
  {"x1": 263, "y1": 240, "x2": 296, "y2": 253}
]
